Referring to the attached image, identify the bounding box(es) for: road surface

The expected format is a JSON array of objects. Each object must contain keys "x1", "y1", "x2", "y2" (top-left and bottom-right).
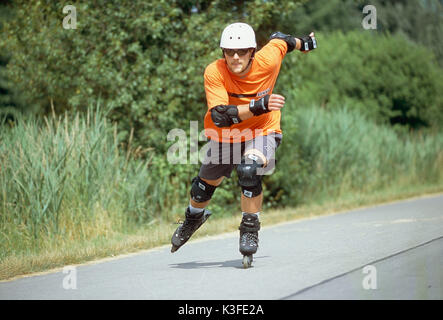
[{"x1": 1, "y1": 194, "x2": 442, "y2": 300}]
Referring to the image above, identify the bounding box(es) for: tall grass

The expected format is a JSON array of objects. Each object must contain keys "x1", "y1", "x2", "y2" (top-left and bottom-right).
[
  {"x1": 274, "y1": 104, "x2": 443, "y2": 205},
  {"x1": 1, "y1": 104, "x2": 442, "y2": 276},
  {"x1": 0, "y1": 107, "x2": 177, "y2": 261}
]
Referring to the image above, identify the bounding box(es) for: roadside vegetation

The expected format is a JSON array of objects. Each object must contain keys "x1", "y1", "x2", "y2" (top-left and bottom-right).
[
  {"x1": 1, "y1": 105, "x2": 441, "y2": 280},
  {"x1": 1, "y1": 0, "x2": 442, "y2": 280}
]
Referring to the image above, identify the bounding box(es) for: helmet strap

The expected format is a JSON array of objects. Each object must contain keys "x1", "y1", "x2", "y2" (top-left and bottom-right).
[{"x1": 243, "y1": 48, "x2": 256, "y2": 72}]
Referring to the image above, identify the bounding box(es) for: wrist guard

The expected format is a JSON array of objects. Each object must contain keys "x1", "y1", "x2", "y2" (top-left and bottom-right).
[
  {"x1": 299, "y1": 35, "x2": 317, "y2": 52},
  {"x1": 269, "y1": 31, "x2": 297, "y2": 53},
  {"x1": 211, "y1": 105, "x2": 241, "y2": 128},
  {"x1": 249, "y1": 95, "x2": 270, "y2": 116}
]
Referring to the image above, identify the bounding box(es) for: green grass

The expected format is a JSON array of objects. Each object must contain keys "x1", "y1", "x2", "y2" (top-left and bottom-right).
[
  {"x1": 274, "y1": 104, "x2": 443, "y2": 206},
  {"x1": 1, "y1": 107, "x2": 163, "y2": 259},
  {"x1": 2, "y1": 186, "x2": 441, "y2": 282},
  {"x1": 1, "y1": 105, "x2": 442, "y2": 281}
]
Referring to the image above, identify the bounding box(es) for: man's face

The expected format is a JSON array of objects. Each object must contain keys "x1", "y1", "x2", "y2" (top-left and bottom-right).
[{"x1": 223, "y1": 48, "x2": 254, "y2": 74}]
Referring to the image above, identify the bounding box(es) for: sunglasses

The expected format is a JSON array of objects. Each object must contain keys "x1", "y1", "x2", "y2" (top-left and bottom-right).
[{"x1": 223, "y1": 48, "x2": 251, "y2": 57}]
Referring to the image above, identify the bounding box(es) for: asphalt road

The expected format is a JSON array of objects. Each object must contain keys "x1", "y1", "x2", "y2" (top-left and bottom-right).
[{"x1": 1, "y1": 194, "x2": 442, "y2": 300}]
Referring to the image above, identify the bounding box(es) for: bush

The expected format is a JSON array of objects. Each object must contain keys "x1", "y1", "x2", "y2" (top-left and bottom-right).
[
  {"x1": 266, "y1": 103, "x2": 443, "y2": 207},
  {"x1": 276, "y1": 31, "x2": 443, "y2": 130},
  {"x1": 0, "y1": 107, "x2": 155, "y2": 255},
  {"x1": 1, "y1": 103, "x2": 442, "y2": 259},
  {"x1": 0, "y1": 2, "x2": 22, "y2": 118},
  {"x1": 276, "y1": 0, "x2": 443, "y2": 67},
  {"x1": 0, "y1": 0, "x2": 301, "y2": 152}
]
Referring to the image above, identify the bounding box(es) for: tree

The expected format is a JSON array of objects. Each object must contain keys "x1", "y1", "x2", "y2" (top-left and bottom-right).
[
  {"x1": 0, "y1": 0, "x2": 21, "y2": 120},
  {"x1": 373, "y1": 0, "x2": 443, "y2": 66},
  {"x1": 0, "y1": 0, "x2": 302, "y2": 150},
  {"x1": 277, "y1": 31, "x2": 443, "y2": 129}
]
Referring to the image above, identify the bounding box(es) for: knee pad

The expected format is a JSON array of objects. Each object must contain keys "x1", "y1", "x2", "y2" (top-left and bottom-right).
[
  {"x1": 236, "y1": 154, "x2": 263, "y2": 198},
  {"x1": 190, "y1": 176, "x2": 217, "y2": 203}
]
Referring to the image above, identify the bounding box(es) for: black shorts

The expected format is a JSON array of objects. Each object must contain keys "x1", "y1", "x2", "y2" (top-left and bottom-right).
[{"x1": 199, "y1": 133, "x2": 282, "y2": 180}]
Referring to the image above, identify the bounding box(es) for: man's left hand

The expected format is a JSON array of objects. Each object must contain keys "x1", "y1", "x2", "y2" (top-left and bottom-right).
[
  {"x1": 267, "y1": 94, "x2": 286, "y2": 111},
  {"x1": 300, "y1": 32, "x2": 316, "y2": 53}
]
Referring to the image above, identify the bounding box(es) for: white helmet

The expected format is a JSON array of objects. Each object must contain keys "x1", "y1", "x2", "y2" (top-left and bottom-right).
[{"x1": 220, "y1": 23, "x2": 256, "y2": 49}]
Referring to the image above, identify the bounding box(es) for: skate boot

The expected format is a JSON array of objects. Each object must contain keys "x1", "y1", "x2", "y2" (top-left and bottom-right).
[
  {"x1": 171, "y1": 207, "x2": 211, "y2": 253},
  {"x1": 239, "y1": 213, "x2": 260, "y2": 268}
]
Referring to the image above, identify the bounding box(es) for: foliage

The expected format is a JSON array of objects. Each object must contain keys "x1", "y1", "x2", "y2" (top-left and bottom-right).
[
  {"x1": 0, "y1": 1, "x2": 21, "y2": 118},
  {"x1": 0, "y1": 107, "x2": 166, "y2": 256},
  {"x1": 373, "y1": 0, "x2": 443, "y2": 66},
  {"x1": 2, "y1": 104, "x2": 442, "y2": 258},
  {"x1": 1, "y1": 0, "x2": 442, "y2": 260},
  {"x1": 276, "y1": 0, "x2": 363, "y2": 35},
  {"x1": 276, "y1": 31, "x2": 443, "y2": 129},
  {"x1": 266, "y1": 103, "x2": 443, "y2": 207},
  {"x1": 0, "y1": 0, "x2": 301, "y2": 152},
  {"x1": 283, "y1": 0, "x2": 443, "y2": 66}
]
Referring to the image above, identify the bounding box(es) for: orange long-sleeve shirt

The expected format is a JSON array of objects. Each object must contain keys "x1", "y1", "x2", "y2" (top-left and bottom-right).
[{"x1": 203, "y1": 39, "x2": 288, "y2": 143}]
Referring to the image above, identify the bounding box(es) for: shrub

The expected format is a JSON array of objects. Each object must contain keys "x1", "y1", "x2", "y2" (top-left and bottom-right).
[
  {"x1": 268, "y1": 103, "x2": 443, "y2": 206},
  {"x1": 276, "y1": 31, "x2": 443, "y2": 130},
  {"x1": 0, "y1": 0, "x2": 301, "y2": 152}
]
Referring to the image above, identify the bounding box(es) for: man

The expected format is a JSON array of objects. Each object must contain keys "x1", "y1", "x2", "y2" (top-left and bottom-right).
[{"x1": 171, "y1": 22, "x2": 316, "y2": 268}]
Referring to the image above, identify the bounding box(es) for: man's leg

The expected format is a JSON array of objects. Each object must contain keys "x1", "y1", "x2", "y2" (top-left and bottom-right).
[
  {"x1": 236, "y1": 150, "x2": 264, "y2": 264},
  {"x1": 171, "y1": 139, "x2": 233, "y2": 252},
  {"x1": 236, "y1": 134, "x2": 281, "y2": 266},
  {"x1": 240, "y1": 149, "x2": 267, "y2": 213},
  {"x1": 241, "y1": 192, "x2": 263, "y2": 213},
  {"x1": 171, "y1": 176, "x2": 224, "y2": 252},
  {"x1": 189, "y1": 176, "x2": 224, "y2": 210},
  {"x1": 239, "y1": 133, "x2": 281, "y2": 213}
]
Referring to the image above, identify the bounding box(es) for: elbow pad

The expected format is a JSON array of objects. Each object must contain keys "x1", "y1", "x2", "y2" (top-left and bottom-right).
[
  {"x1": 269, "y1": 31, "x2": 297, "y2": 53},
  {"x1": 211, "y1": 105, "x2": 241, "y2": 128}
]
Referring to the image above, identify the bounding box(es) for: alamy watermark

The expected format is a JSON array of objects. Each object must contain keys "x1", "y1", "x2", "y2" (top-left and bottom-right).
[
  {"x1": 62, "y1": 266, "x2": 77, "y2": 290},
  {"x1": 63, "y1": 5, "x2": 77, "y2": 29},
  {"x1": 62, "y1": 5, "x2": 377, "y2": 33},
  {"x1": 362, "y1": 5, "x2": 377, "y2": 30},
  {"x1": 362, "y1": 265, "x2": 377, "y2": 290},
  {"x1": 167, "y1": 121, "x2": 277, "y2": 175}
]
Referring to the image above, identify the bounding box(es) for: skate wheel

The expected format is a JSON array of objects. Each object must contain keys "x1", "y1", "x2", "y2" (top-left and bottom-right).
[{"x1": 242, "y1": 255, "x2": 253, "y2": 268}]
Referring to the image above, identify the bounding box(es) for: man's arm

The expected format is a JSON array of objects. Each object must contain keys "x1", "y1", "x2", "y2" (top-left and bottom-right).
[
  {"x1": 294, "y1": 37, "x2": 302, "y2": 51},
  {"x1": 270, "y1": 31, "x2": 316, "y2": 53},
  {"x1": 211, "y1": 94, "x2": 286, "y2": 128},
  {"x1": 238, "y1": 94, "x2": 286, "y2": 120},
  {"x1": 294, "y1": 32, "x2": 316, "y2": 52}
]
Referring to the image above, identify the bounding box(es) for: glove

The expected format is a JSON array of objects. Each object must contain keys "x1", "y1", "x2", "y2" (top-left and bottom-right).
[{"x1": 299, "y1": 35, "x2": 317, "y2": 52}]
